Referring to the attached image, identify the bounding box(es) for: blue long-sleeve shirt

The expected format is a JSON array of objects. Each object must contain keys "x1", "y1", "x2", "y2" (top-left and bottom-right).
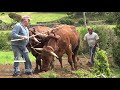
[{"x1": 11, "y1": 23, "x2": 29, "y2": 46}]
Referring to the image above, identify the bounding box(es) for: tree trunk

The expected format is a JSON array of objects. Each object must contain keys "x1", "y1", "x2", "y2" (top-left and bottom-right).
[{"x1": 83, "y1": 12, "x2": 87, "y2": 28}]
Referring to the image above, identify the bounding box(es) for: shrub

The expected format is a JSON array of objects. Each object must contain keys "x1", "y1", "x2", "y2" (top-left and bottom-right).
[
  {"x1": 112, "y1": 24, "x2": 120, "y2": 67},
  {"x1": 0, "y1": 32, "x2": 11, "y2": 51},
  {"x1": 0, "y1": 20, "x2": 2, "y2": 23},
  {"x1": 93, "y1": 26, "x2": 115, "y2": 55},
  {"x1": 66, "y1": 12, "x2": 74, "y2": 18},
  {"x1": 8, "y1": 13, "x2": 22, "y2": 22},
  {"x1": 93, "y1": 48, "x2": 111, "y2": 77},
  {"x1": 57, "y1": 19, "x2": 75, "y2": 25},
  {"x1": 114, "y1": 24, "x2": 120, "y2": 37},
  {"x1": 78, "y1": 18, "x2": 88, "y2": 25},
  {"x1": 105, "y1": 16, "x2": 115, "y2": 24}
]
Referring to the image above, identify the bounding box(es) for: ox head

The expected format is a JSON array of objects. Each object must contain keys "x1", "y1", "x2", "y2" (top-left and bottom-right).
[
  {"x1": 40, "y1": 46, "x2": 58, "y2": 71},
  {"x1": 29, "y1": 27, "x2": 41, "y2": 44},
  {"x1": 41, "y1": 34, "x2": 60, "y2": 71}
]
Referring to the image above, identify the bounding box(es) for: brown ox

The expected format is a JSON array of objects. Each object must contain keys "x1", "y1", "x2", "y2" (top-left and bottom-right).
[
  {"x1": 41, "y1": 25, "x2": 80, "y2": 71},
  {"x1": 27, "y1": 26, "x2": 52, "y2": 72}
]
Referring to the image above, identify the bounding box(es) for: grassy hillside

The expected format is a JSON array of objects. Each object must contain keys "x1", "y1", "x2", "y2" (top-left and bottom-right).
[{"x1": 0, "y1": 12, "x2": 67, "y2": 24}]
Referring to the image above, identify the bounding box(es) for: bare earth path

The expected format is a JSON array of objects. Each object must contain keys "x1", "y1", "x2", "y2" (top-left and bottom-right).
[{"x1": 0, "y1": 56, "x2": 92, "y2": 78}]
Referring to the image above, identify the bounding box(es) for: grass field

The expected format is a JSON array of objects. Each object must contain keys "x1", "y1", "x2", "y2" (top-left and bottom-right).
[
  {"x1": 0, "y1": 51, "x2": 35, "y2": 65},
  {"x1": 0, "y1": 12, "x2": 67, "y2": 24}
]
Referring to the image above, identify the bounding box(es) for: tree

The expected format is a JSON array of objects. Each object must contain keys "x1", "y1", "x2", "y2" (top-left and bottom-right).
[
  {"x1": 83, "y1": 12, "x2": 87, "y2": 28},
  {"x1": 8, "y1": 13, "x2": 22, "y2": 23}
]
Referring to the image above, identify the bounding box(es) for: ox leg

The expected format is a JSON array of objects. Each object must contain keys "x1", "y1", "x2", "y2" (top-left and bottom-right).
[
  {"x1": 50, "y1": 59, "x2": 55, "y2": 69},
  {"x1": 66, "y1": 45, "x2": 74, "y2": 70},
  {"x1": 37, "y1": 55, "x2": 42, "y2": 71},
  {"x1": 72, "y1": 54, "x2": 78, "y2": 70},
  {"x1": 59, "y1": 57, "x2": 63, "y2": 68},
  {"x1": 72, "y1": 45, "x2": 79, "y2": 70},
  {"x1": 34, "y1": 55, "x2": 41, "y2": 73},
  {"x1": 34, "y1": 59, "x2": 39, "y2": 73}
]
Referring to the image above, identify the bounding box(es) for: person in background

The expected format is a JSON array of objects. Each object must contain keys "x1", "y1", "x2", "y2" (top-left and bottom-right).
[
  {"x1": 11, "y1": 16, "x2": 32, "y2": 76},
  {"x1": 83, "y1": 27, "x2": 99, "y2": 66}
]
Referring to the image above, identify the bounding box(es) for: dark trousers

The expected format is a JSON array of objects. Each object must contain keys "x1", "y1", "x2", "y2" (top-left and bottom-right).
[{"x1": 89, "y1": 46, "x2": 97, "y2": 64}]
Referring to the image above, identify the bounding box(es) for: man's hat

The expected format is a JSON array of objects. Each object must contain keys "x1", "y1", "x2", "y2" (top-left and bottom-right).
[{"x1": 21, "y1": 16, "x2": 32, "y2": 20}]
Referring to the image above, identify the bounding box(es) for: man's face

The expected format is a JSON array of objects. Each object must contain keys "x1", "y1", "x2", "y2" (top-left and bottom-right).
[
  {"x1": 88, "y1": 28, "x2": 93, "y2": 35},
  {"x1": 24, "y1": 19, "x2": 30, "y2": 27}
]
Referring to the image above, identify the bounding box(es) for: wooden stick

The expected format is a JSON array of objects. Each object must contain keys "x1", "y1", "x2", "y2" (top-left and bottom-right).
[
  {"x1": 11, "y1": 25, "x2": 64, "y2": 42},
  {"x1": 81, "y1": 52, "x2": 89, "y2": 61},
  {"x1": 11, "y1": 32, "x2": 48, "y2": 42}
]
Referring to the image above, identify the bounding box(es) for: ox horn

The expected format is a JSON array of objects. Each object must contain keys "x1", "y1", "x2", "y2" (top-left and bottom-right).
[
  {"x1": 33, "y1": 37, "x2": 40, "y2": 43},
  {"x1": 50, "y1": 52, "x2": 59, "y2": 59},
  {"x1": 34, "y1": 48, "x2": 43, "y2": 51}
]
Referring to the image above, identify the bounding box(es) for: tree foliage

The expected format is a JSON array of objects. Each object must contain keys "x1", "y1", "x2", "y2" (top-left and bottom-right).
[
  {"x1": 8, "y1": 13, "x2": 22, "y2": 22},
  {"x1": 112, "y1": 23, "x2": 120, "y2": 67}
]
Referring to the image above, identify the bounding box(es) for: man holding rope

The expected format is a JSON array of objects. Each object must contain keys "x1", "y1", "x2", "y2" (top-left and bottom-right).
[
  {"x1": 83, "y1": 27, "x2": 99, "y2": 66},
  {"x1": 11, "y1": 16, "x2": 32, "y2": 76}
]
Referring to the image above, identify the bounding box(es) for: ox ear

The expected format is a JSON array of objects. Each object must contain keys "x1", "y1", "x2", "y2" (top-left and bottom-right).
[
  {"x1": 47, "y1": 31, "x2": 50, "y2": 35},
  {"x1": 55, "y1": 35, "x2": 60, "y2": 40},
  {"x1": 33, "y1": 27, "x2": 35, "y2": 32}
]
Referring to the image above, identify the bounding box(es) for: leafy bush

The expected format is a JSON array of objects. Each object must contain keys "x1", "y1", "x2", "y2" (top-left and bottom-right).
[
  {"x1": 0, "y1": 32, "x2": 11, "y2": 51},
  {"x1": 57, "y1": 19, "x2": 75, "y2": 25},
  {"x1": 114, "y1": 24, "x2": 120, "y2": 37},
  {"x1": 78, "y1": 18, "x2": 88, "y2": 25},
  {"x1": 8, "y1": 13, "x2": 22, "y2": 22},
  {"x1": 0, "y1": 20, "x2": 2, "y2": 23},
  {"x1": 112, "y1": 24, "x2": 120, "y2": 67},
  {"x1": 105, "y1": 16, "x2": 115, "y2": 24},
  {"x1": 66, "y1": 12, "x2": 74, "y2": 18},
  {"x1": 93, "y1": 26, "x2": 115, "y2": 55},
  {"x1": 93, "y1": 48, "x2": 111, "y2": 77}
]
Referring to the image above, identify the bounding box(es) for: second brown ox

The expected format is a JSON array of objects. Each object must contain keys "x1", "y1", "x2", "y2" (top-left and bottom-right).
[{"x1": 40, "y1": 25, "x2": 80, "y2": 71}]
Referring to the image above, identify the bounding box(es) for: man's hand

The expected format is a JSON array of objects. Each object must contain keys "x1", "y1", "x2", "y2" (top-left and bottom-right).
[
  {"x1": 21, "y1": 36, "x2": 28, "y2": 40},
  {"x1": 92, "y1": 45, "x2": 95, "y2": 48}
]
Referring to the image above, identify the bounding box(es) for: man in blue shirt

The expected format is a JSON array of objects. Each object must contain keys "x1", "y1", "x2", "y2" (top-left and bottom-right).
[{"x1": 11, "y1": 16, "x2": 32, "y2": 76}]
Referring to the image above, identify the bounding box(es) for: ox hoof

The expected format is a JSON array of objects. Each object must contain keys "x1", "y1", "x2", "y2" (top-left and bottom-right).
[
  {"x1": 71, "y1": 68, "x2": 75, "y2": 71},
  {"x1": 34, "y1": 69, "x2": 40, "y2": 74}
]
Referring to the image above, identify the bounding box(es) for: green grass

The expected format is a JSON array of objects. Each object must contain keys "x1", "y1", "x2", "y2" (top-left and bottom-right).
[
  {"x1": 0, "y1": 12, "x2": 67, "y2": 25},
  {"x1": 39, "y1": 70, "x2": 59, "y2": 78},
  {"x1": 110, "y1": 68, "x2": 120, "y2": 78},
  {"x1": 0, "y1": 30, "x2": 11, "y2": 33},
  {"x1": 72, "y1": 69, "x2": 96, "y2": 78},
  {"x1": 0, "y1": 51, "x2": 36, "y2": 65}
]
